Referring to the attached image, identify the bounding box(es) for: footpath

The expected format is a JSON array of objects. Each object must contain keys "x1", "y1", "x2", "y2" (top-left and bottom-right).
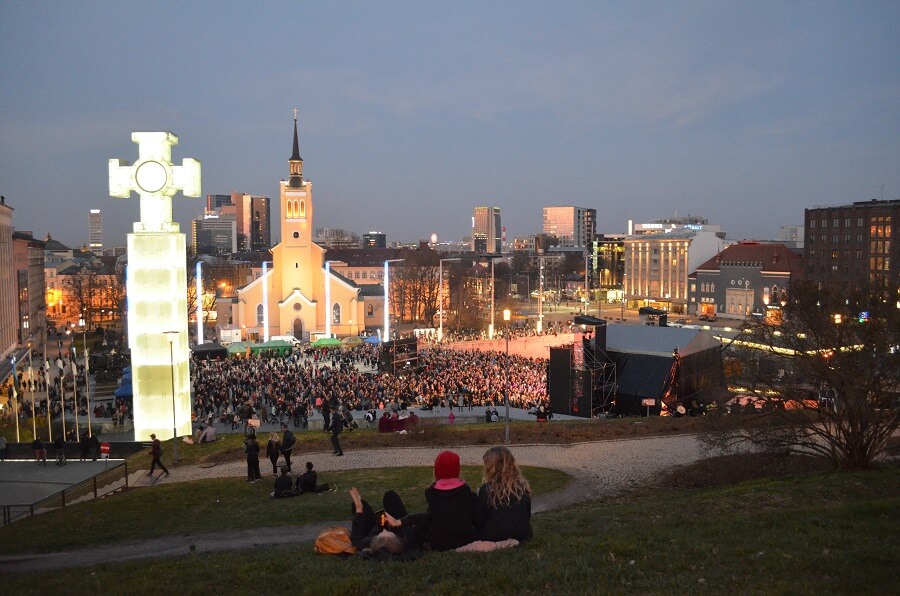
[{"x1": 0, "y1": 433, "x2": 702, "y2": 571}]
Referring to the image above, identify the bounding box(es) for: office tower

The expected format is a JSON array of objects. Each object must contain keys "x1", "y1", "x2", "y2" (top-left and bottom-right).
[
  {"x1": 204, "y1": 192, "x2": 271, "y2": 252},
  {"x1": 191, "y1": 212, "x2": 238, "y2": 255},
  {"x1": 362, "y1": 231, "x2": 387, "y2": 249},
  {"x1": 471, "y1": 206, "x2": 501, "y2": 253},
  {"x1": 542, "y1": 206, "x2": 596, "y2": 249},
  {"x1": 88, "y1": 209, "x2": 103, "y2": 251}
]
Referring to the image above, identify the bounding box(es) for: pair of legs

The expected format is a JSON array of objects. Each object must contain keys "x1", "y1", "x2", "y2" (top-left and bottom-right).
[
  {"x1": 331, "y1": 433, "x2": 343, "y2": 456},
  {"x1": 247, "y1": 458, "x2": 261, "y2": 481},
  {"x1": 350, "y1": 490, "x2": 413, "y2": 547},
  {"x1": 150, "y1": 455, "x2": 169, "y2": 475}
]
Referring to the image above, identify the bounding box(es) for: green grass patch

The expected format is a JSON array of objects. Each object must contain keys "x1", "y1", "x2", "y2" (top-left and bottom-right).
[
  {"x1": 3, "y1": 464, "x2": 897, "y2": 594},
  {"x1": 0, "y1": 465, "x2": 568, "y2": 554}
]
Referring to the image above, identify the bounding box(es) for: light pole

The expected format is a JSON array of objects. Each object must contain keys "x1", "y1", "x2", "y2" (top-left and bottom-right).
[
  {"x1": 490, "y1": 258, "x2": 496, "y2": 339},
  {"x1": 261, "y1": 261, "x2": 272, "y2": 342},
  {"x1": 384, "y1": 259, "x2": 405, "y2": 341},
  {"x1": 79, "y1": 315, "x2": 92, "y2": 437},
  {"x1": 324, "y1": 260, "x2": 338, "y2": 338},
  {"x1": 10, "y1": 357, "x2": 19, "y2": 442},
  {"x1": 438, "y1": 257, "x2": 461, "y2": 342},
  {"x1": 195, "y1": 260, "x2": 204, "y2": 345},
  {"x1": 537, "y1": 255, "x2": 545, "y2": 333},
  {"x1": 164, "y1": 331, "x2": 179, "y2": 463},
  {"x1": 503, "y1": 308, "x2": 511, "y2": 445}
]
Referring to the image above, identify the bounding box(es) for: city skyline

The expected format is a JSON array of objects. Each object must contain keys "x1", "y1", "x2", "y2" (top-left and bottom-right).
[{"x1": 1, "y1": 2, "x2": 898, "y2": 250}]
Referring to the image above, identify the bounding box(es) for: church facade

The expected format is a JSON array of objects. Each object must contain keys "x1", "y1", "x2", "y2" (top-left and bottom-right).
[{"x1": 232, "y1": 116, "x2": 364, "y2": 340}]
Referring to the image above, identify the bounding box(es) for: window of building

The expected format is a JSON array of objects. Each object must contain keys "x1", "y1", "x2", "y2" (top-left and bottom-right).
[
  {"x1": 354, "y1": 271, "x2": 360, "y2": 279},
  {"x1": 299, "y1": 200, "x2": 306, "y2": 218},
  {"x1": 361, "y1": 271, "x2": 367, "y2": 279},
  {"x1": 832, "y1": 234, "x2": 839, "y2": 243},
  {"x1": 710, "y1": 282, "x2": 715, "y2": 292},
  {"x1": 256, "y1": 304, "x2": 264, "y2": 325},
  {"x1": 821, "y1": 219, "x2": 828, "y2": 228},
  {"x1": 809, "y1": 219, "x2": 816, "y2": 228},
  {"x1": 367, "y1": 304, "x2": 374, "y2": 316},
  {"x1": 857, "y1": 217, "x2": 863, "y2": 227},
  {"x1": 844, "y1": 234, "x2": 850, "y2": 243},
  {"x1": 378, "y1": 272, "x2": 384, "y2": 280},
  {"x1": 832, "y1": 217, "x2": 839, "y2": 227},
  {"x1": 808, "y1": 249, "x2": 815, "y2": 258},
  {"x1": 332, "y1": 303, "x2": 341, "y2": 324},
  {"x1": 844, "y1": 218, "x2": 851, "y2": 227},
  {"x1": 857, "y1": 233, "x2": 864, "y2": 243},
  {"x1": 821, "y1": 235, "x2": 827, "y2": 243},
  {"x1": 831, "y1": 250, "x2": 839, "y2": 259}
]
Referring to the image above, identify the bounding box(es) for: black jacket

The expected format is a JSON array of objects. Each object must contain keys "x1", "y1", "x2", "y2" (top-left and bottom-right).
[
  {"x1": 474, "y1": 483, "x2": 533, "y2": 542},
  {"x1": 408, "y1": 483, "x2": 476, "y2": 551}
]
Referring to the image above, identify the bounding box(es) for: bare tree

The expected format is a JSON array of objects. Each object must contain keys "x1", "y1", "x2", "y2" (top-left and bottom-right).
[{"x1": 702, "y1": 280, "x2": 900, "y2": 470}]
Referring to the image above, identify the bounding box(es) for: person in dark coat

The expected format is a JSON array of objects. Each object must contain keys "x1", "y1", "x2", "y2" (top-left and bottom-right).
[
  {"x1": 265, "y1": 432, "x2": 281, "y2": 476},
  {"x1": 280, "y1": 424, "x2": 295, "y2": 471},
  {"x1": 330, "y1": 407, "x2": 344, "y2": 456},
  {"x1": 244, "y1": 432, "x2": 261, "y2": 481},
  {"x1": 474, "y1": 446, "x2": 533, "y2": 542},
  {"x1": 384, "y1": 450, "x2": 476, "y2": 551},
  {"x1": 271, "y1": 466, "x2": 293, "y2": 498},
  {"x1": 148, "y1": 434, "x2": 169, "y2": 476},
  {"x1": 296, "y1": 461, "x2": 331, "y2": 493}
]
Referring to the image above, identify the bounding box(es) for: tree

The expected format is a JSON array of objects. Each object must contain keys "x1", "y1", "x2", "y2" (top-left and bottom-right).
[{"x1": 702, "y1": 281, "x2": 900, "y2": 470}]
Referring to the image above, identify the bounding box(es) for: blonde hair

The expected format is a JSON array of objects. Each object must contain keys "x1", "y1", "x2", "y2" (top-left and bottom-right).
[{"x1": 482, "y1": 446, "x2": 530, "y2": 508}]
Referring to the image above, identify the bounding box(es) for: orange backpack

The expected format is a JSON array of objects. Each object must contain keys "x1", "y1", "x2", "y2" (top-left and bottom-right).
[{"x1": 314, "y1": 526, "x2": 357, "y2": 555}]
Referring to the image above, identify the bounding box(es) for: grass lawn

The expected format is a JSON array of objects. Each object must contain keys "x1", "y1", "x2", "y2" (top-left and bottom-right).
[
  {"x1": 0, "y1": 465, "x2": 569, "y2": 554},
  {"x1": 2, "y1": 463, "x2": 897, "y2": 594}
]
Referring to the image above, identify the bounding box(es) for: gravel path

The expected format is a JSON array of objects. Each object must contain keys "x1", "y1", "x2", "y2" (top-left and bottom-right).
[{"x1": 0, "y1": 434, "x2": 703, "y2": 571}]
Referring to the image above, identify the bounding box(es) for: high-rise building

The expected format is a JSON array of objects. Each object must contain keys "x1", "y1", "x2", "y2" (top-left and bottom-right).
[
  {"x1": 0, "y1": 196, "x2": 17, "y2": 358},
  {"x1": 804, "y1": 199, "x2": 898, "y2": 289},
  {"x1": 542, "y1": 206, "x2": 596, "y2": 249},
  {"x1": 362, "y1": 231, "x2": 387, "y2": 249},
  {"x1": 471, "y1": 206, "x2": 501, "y2": 253},
  {"x1": 191, "y1": 212, "x2": 238, "y2": 255},
  {"x1": 203, "y1": 192, "x2": 271, "y2": 252},
  {"x1": 88, "y1": 209, "x2": 103, "y2": 252}
]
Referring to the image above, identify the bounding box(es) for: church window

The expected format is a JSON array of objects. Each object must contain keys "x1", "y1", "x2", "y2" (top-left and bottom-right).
[
  {"x1": 295, "y1": 263, "x2": 299, "y2": 268},
  {"x1": 332, "y1": 303, "x2": 341, "y2": 324},
  {"x1": 293, "y1": 231, "x2": 299, "y2": 239},
  {"x1": 367, "y1": 304, "x2": 374, "y2": 316},
  {"x1": 361, "y1": 271, "x2": 367, "y2": 279},
  {"x1": 256, "y1": 304, "x2": 264, "y2": 325},
  {"x1": 299, "y1": 200, "x2": 306, "y2": 218}
]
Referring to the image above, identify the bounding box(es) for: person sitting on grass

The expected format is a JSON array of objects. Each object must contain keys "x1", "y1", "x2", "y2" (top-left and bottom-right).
[
  {"x1": 296, "y1": 461, "x2": 332, "y2": 494},
  {"x1": 271, "y1": 465, "x2": 294, "y2": 498},
  {"x1": 473, "y1": 445, "x2": 533, "y2": 542},
  {"x1": 382, "y1": 450, "x2": 476, "y2": 552}
]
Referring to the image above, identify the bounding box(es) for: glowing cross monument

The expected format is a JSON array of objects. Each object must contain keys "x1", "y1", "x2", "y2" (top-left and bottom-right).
[{"x1": 109, "y1": 132, "x2": 201, "y2": 442}]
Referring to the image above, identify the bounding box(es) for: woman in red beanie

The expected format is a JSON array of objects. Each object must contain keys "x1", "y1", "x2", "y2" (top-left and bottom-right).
[{"x1": 385, "y1": 450, "x2": 476, "y2": 551}]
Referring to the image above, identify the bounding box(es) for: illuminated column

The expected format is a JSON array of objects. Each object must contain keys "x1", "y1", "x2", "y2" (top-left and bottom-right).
[
  {"x1": 196, "y1": 261, "x2": 203, "y2": 345},
  {"x1": 262, "y1": 261, "x2": 270, "y2": 342},
  {"x1": 109, "y1": 132, "x2": 200, "y2": 442},
  {"x1": 325, "y1": 261, "x2": 332, "y2": 338}
]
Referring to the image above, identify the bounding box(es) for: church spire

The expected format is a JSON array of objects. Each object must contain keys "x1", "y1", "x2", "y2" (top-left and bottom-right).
[{"x1": 289, "y1": 108, "x2": 303, "y2": 187}]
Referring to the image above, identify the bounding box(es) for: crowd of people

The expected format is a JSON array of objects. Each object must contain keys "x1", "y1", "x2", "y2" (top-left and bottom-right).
[{"x1": 189, "y1": 343, "x2": 549, "y2": 436}]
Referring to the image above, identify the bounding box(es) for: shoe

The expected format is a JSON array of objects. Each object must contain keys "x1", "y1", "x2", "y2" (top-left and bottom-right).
[
  {"x1": 335, "y1": 453, "x2": 343, "y2": 457},
  {"x1": 165, "y1": 472, "x2": 170, "y2": 477}
]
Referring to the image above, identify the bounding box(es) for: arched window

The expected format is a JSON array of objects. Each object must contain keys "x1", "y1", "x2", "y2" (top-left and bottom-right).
[
  {"x1": 256, "y1": 304, "x2": 264, "y2": 325},
  {"x1": 366, "y1": 304, "x2": 374, "y2": 316},
  {"x1": 293, "y1": 200, "x2": 299, "y2": 217},
  {"x1": 299, "y1": 200, "x2": 306, "y2": 218},
  {"x1": 332, "y1": 303, "x2": 341, "y2": 324}
]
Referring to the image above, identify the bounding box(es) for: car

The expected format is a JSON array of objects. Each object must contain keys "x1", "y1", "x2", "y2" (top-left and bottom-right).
[{"x1": 699, "y1": 313, "x2": 717, "y2": 322}]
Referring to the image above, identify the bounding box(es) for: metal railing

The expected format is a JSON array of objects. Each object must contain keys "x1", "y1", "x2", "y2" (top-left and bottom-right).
[{"x1": 1, "y1": 461, "x2": 129, "y2": 526}]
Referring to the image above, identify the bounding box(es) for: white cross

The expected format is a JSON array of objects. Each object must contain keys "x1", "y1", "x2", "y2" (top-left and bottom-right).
[{"x1": 109, "y1": 132, "x2": 201, "y2": 233}]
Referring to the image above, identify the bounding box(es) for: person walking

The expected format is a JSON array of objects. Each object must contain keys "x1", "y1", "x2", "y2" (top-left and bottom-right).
[
  {"x1": 148, "y1": 433, "x2": 170, "y2": 477},
  {"x1": 279, "y1": 423, "x2": 296, "y2": 472},
  {"x1": 330, "y1": 407, "x2": 344, "y2": 456}
]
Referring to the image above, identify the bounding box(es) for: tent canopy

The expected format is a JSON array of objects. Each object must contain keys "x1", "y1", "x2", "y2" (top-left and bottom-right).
[
  {"x1": 311, "y1": 337, "x2": 342, "y2": 348},
  {"x1": 364, "y1": 335, "x2": 381, "y2": 345}
]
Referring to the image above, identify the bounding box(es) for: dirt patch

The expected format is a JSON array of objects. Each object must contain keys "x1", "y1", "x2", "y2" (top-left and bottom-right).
[{"x1": 656, "y1": 451, "x2": 835, "y2": 490}]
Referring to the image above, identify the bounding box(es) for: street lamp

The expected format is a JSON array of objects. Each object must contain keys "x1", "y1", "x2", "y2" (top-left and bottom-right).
[
  {"x1": 261, "y1": 261, "x2": 272, "y2": 342},
  {"x1": 438, "y1": 257, "x2": 461, "y2": 342},
  {"x1": 384, "y1": 259, "x2": 405, "y2": 340},
  {"x1": 503, "y1": 309, "x2": 511, "y2": 444},
  {"x1": 164, "y1": 331, "x2": 179, "y2": 463}
]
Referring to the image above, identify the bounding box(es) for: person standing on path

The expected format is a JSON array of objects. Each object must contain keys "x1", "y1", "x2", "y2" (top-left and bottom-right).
[
  {"x1": 266, "y1": 431, "x2": 281, "y2": 476},
  {"x1": 148, "y1": 434, "x2": 170, "y2": 477},
  {"x1": 330, "y1": 407, "x2": 344, "y2": 456},
  {"x1": 280, "y1": 423, "x2": 295, "y2": 472},
  {"x1": 244, "y1": 432, "x2": 262, "y2": 481}
]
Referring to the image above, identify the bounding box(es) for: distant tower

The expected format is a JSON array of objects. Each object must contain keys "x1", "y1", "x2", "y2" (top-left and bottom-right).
[
  {"x1": 472, "y1": 206, "x2": 501, "y2": 253},
  {"x1": 88, "y1": 209, "x2": 103, "y2": 251}
]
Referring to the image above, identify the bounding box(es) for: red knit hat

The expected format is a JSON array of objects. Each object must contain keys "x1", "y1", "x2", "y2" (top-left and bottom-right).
[{"x1": 434, "y1": 450, "x2": 461, "y2": 480}]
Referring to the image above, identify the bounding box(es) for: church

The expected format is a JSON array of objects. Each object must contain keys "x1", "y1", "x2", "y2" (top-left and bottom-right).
[{"x1": 230, "y1": 115, "x2": 365, "y2": 340}]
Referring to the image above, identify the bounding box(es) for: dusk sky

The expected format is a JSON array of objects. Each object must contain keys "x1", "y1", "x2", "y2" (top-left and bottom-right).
[{"x1": 2, "y1": 2, "x2": 898, "y2": 250}]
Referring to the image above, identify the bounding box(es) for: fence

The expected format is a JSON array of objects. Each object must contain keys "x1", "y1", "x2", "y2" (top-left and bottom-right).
[{"x1": 1, "y1": 461, "x2": 129, "y2": 526}]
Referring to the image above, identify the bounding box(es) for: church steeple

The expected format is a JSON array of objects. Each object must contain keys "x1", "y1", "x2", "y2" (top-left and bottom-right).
[{"x1": 289, "y1": 108, "x2": 304, "y2": 187}]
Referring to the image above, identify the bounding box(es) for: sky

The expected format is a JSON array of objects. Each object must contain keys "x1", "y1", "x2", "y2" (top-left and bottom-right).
[{"x1": 1, "y1": 1, "x2": 898, "y2": 250}]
